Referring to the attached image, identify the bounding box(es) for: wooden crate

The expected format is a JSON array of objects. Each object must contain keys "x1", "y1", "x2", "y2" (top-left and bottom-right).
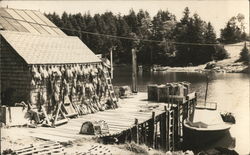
[
  {"x1": 166, "y1": 83, "x2": 185, "y2": 96},
  {"x1": 148, "y1": 84, "x2": 158, "y2": 101},
  {"x1": 157, "y1": 85, "x2": 169, "y2": 102},
  {"x1": 180, "y1": 82, "x2": 190, "y2": 96}
]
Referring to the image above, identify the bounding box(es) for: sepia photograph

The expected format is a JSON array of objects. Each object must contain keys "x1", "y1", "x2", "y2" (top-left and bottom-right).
[{"x1": 0, "y1": 0, "x2": 249, "y2": 154}]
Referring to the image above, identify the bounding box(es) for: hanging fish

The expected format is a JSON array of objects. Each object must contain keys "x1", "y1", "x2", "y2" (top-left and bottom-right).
[
  {"x1": 76, "y1": 64, "x2": 82, "y2": 76},
  {"x1": 54, "y1": 92, "x2": 60, "y2": 103},
  {"x1": 47, "y1": 66, "x2": 52, "y2": 76},
  {"x1": 82, "y1": 65, "x2": 88, "y2": 75},
  {"x1": 41, "y1": 91, "x2": 47, "y2": 104},
  {"x1": 40, "y1": 65, "x2": 49, "y2": 79},
  {"x1": 32, "y1": 65, "x2": 42, "y2": 81},
  {"x1": 73, "y1": 77, "x2": 77, "y2": 87},
  {"x1": 76, "y1": 80, "x2": 81, "y2": 94},
  {"x1": 63, "y1": 79, "x2": 69, "y2": 95},
  {"x1": 61, "y1": 65, "x2": 66, "y2": 75},
  {"x1": 81, "y1": 83, "x2": 86, "y2": 96},
  {"x1": 72, "y1": 86, "x2": 76, "y2": 95},
  {"x1": 56, "y1": 66, "x2": 62, "y2": 77},
  {"x1": 54, "y1": 82, "x2": 60, "y2": 93},
  {"x1": 31, "y1": 78, "x2": 36, "y2": 86},
  {"x1": 30, "y1": 91, "x2": 37, "y2": 105},
  {"x1": 66, "y1": 65, "x2": 73, "y2": 79}
]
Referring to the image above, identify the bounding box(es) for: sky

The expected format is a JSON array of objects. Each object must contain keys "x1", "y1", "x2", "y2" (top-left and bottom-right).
[{"x1": 0, "y1": 0, "x2": 249, "y2": 37}]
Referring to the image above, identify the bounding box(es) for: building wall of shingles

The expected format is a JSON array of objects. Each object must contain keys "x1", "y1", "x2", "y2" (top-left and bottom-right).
[{"x1": 0, "y1": 37, "x2": 32, "y2": 106}]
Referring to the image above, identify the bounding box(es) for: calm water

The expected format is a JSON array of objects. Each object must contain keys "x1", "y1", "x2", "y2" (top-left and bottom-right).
[{"x1": 113, "y1": 66, "x2": 249, "y2": 154}]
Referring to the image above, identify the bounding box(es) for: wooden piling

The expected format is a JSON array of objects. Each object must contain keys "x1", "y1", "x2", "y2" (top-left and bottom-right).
[
  {"x1": 155, "y1": 121, "x2": 158, "y2": 149},
  {"x1": 141, "y1": 123, "x2": 146, "y2": 144},
  {"x1": 149, "y1": 111, "x2": 155, "y2": 148},
  {"x1": 160, "y1": 106, "x2": 167, "y2": 151},
  {"x1": 134, "y1": 118, "x2": 139, "y2": 144},
  {"x1": 132, "y1": 48, "x2": 137, "y2": 93},
  {"x1": 144, "y1": 122, "x2": 148, "y2": 146}
]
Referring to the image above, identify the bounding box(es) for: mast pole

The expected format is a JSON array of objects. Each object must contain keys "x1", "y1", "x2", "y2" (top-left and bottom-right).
[{"x1": 204, "y1": 75, "x2": 209, "y2": 104}]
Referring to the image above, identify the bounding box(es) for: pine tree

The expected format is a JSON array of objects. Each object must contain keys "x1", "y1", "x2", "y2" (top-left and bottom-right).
[
  {"x1": 174, "y1": 9, "x2": 227, "y2": 65},
  {"x1": 124, "y1": 9, "x2": 139, "y2": 34},
  {"x1": 205, "y1": 22, "x2": 216, "y2": 43},
  {"x1": 116, "y1": 15, "x2": 131, "y2": 63},
  {"x1": 220, "y1": 16, "x2": 244, "y2": 43},
  {"x1": 238, "y1": 42, "x2": 250, "y2": 64}
]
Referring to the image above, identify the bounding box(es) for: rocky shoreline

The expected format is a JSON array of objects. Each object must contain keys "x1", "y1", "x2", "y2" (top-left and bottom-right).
[{"x1": 162, "y1": 62, "x2": 249, "y2": 74}]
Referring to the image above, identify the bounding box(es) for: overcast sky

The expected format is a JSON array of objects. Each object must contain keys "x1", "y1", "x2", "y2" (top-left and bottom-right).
[{"x1": 1, "y1": 0, "x2": 249, "y2": 37}]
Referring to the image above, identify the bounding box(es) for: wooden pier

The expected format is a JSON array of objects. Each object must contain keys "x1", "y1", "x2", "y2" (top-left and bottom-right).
[{"x1": 3, "y1": 92, "x2": 196, "y2": 151}]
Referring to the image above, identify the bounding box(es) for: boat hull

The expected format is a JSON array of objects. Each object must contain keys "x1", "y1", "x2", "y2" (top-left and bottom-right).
[{"x1": 183, "y1": 122, "x2": 230, "y2": 148}]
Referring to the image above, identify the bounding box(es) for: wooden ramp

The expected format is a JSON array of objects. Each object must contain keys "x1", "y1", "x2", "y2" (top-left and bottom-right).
[{"x1": 24, "y1": 93, "x2": 167, "y2": 142}]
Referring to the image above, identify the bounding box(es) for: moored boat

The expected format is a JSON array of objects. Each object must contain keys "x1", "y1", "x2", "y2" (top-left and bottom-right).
[
  {"x1": 151, "y1": 65, "x2": 169, "y2": 71},
  {"x1": 183, "y1": 103, "x2": 232, "y2": 148}
]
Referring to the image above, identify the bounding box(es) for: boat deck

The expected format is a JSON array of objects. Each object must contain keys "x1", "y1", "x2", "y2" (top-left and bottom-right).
[{"x1": 2, "y1": 93, "x2": 168, "y2": 142}]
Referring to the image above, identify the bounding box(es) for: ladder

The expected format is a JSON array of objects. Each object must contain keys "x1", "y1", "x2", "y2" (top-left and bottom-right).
[
  {"x1": 168, "y1": 109, "x2": 175, "y2": 151},
  {"x1": 177, "y1": 102, "x2": 183, "y2": 139},
  {"x1": 103, "y1": 69, "x2": 118, "y2": 108}
]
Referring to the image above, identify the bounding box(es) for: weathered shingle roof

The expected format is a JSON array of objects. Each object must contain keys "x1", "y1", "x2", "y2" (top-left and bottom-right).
[
  {"x1": 0, "y1": 7, "x2": 66, "y2": 36},
  {"x1": 0, "y1": 31, "x2": 101, "y2": 64}
]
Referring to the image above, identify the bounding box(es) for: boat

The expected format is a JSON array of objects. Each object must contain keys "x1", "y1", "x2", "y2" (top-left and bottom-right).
[
  {"x1": 138, "y1": 65, "x2": 143, "y2": 72},
  {"x1": 183, "y1": 102, "x2": 232, "y2": 147},
  {"x1": 151, "y1": 65, "x2": 169, "y2": 71},
  {"x1": 183, "y1": 75, "x2": 232, "y2": 148}
]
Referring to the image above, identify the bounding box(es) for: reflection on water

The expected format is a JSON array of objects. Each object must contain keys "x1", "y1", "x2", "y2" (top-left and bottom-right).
[{"x1": 113, "y1": 66, "x2": 249, "y2": 154}]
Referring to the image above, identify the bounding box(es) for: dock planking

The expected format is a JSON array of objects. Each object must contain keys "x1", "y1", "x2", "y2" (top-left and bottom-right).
[{"x1": 20, "y1": 93, "x2": 168, "y2": 142}]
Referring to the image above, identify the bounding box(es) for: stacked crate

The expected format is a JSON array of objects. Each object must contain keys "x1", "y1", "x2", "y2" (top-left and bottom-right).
[
  {"x1": 148, "y1": 84, "x2": 158, "y2": 101},
  {"x1": 157, "y1": 85, "x2": 169, "y2": 102},
  {"x1": 148, "y1": 82, "x2": 191, "y2": 102}
]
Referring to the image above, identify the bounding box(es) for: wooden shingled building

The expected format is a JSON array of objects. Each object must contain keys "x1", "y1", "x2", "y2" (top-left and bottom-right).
[{"x1": 0, "y1": 7, "x2": 117, "y2": 123}]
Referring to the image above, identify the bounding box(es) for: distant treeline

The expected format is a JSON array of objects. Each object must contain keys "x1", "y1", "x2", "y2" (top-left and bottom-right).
[{"x1": 45, "y1": 7, "x2": 246, "y2": 66}]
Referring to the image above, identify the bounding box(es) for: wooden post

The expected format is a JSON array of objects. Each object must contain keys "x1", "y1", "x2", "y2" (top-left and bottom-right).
[
  {"x1": 186, "y1": 95, "x2": 190, "y2": 119},
  {"x1": 132, "y1": 48, "x2": 137, "y2": 93},
  {"x1": 143, "y1": 123, "x2": 147, "y2": 145},
  {"x1": 155, "y1": 121, "x2": 158, "y2": 149},
  {"x1": 151, "y1": 111, "x2": 155, "y2": 148},
  {"x1": 177, "y1": 101, "x2": 180, "y2": 140},
  {"x1": 159, "y1": 106, "x2": 167, "y2": 151},
  {"x1": 135, "y1": 118, "x2": 139, "y2": 144},
  {"x1": 129, "y1": 128, "x2": 132, "y2": 142},
  {"x1": 166, "y1": 110, "x2": 170, "y2": 151},
  {"x1": 160, "y1": 112, "x2": 167, "y2": 151},
  {"x1": 110, "y1": 47, "x2": 113, "y2": 79}
]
